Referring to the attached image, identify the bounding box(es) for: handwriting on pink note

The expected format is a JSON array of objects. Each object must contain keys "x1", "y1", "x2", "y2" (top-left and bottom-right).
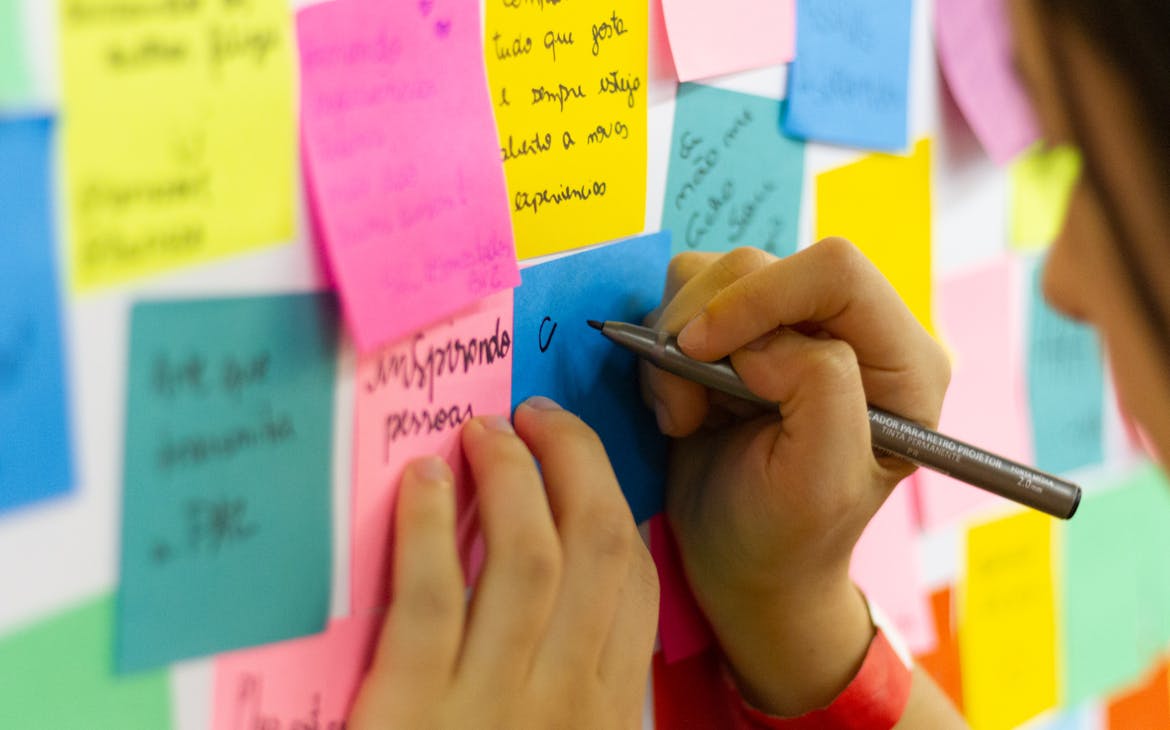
[
  {"x1": 298, "y1": 0, "x2": 518, "y2": 353},
  {"x1": 351, "y1": 290, "x2": 513, "y2": 614}
]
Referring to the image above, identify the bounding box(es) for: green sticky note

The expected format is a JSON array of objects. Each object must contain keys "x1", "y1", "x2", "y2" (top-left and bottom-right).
[
  {"x1": 1061, "y1": 480, "x2": 1147, "y2": 705},
  {"x1": 0, "y1": 0, "x2": 32, "y2": 105},
  {"x1": 117, "y1": 293, "x2": 339, "y2": 672},
  {"x1": 1010, "y1": 144, "x2": 1081, "y2": 251},
  {"x1": 0, "y1": 596, "x2": 170, "y2": 728},
  {"x1": 1129, "y1": 464, "x2": 1170, "y2": 651}
]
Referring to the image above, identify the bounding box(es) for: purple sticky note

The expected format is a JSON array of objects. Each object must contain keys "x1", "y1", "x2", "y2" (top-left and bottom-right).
[
  {"x1": 298, "y1": 0, "x2": 519, "y2": 352},
  {"x1": 936, "y1": 0, "x2": 1039, "y2": 164}
]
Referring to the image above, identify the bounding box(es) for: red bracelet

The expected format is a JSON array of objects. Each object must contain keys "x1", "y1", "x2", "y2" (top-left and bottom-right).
[{"x1": 729, "y1": 628, "x2": 913, "y2": 730}]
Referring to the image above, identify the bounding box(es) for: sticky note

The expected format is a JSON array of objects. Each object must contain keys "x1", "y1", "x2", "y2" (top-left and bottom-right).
[
  {"x1": 118, "y1": 293, "x2": 339, "y2": 672},
  {"x1": 0, "y1": 117, "x2": 73, "y2": 514},
  {"x1": 1062, "y1": 478, "x2": 1158, "y2": 706},
  {"x1": 1011, "y1": 145, "x2": 1082, "y2": 251},
  {"x1": 660, "y1": 0, "x2": 795, "y2": 82},
  {"x1": 0, "y1": 596, "x2": 170, "y2": 729},
  {"x1": 1106, "y1": 662, "x2": 1170, "y2": 730},
  {"x1": 914, "y1": 587, "x2": 964, "y2": 712},
  {"x1": 783, "y1": 0, "x2": 913, "y2": 151},
  {"x1": 351, "y1": 290, "x2": 513, "y2": 614},
  {"x1": 1123, "y1": 464, "x2": 1170, "y2": 653},
  {"x1": 485, "y1": 0, "x2": 648, "y2": 259},
  {"x1": 663, "y1": 84, "x2": 804, "y2": 258},
  {"x1": 960, "y1": 510, "x2": 1058, "y2": 730},
  {"x1": 851, "y1": 481, "x2": 935, "y2": 653},
  {"x1": 512, "y1": 233, "x2": 671, "y2": 522},
  {"x1": 60, "y1": 0, "x2": 296, "y2": 290},
  {"x1": 212, "y1": 615, "x2": 381, "y2": 730},
  {"x1": 935, "y1": 0, "x2": 1039, "y2": 164},
  {"x1": 816, "y1": 139, "x2": 933, "y2": 332},
  {"x1": 298, "y1": 0, "x2": 520, "y2": 353},
  {"x1": 1026, "y1": 260, "x2": 1104, "y2": 475},
  {"x1": 650, "y1": 514, "x2": 714, "y2": 664},
  {"x1": 917, "y1": 258, "x2": 1031, "y2": 529},
  {"x1": 0, "y1": 0, "x2": 32, "y2": 105}
]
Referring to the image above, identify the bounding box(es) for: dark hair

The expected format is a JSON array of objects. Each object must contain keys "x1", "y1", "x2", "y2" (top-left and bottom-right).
[{"x1": 1032, "y1": 0, "x2": 1170, "y2": 381}]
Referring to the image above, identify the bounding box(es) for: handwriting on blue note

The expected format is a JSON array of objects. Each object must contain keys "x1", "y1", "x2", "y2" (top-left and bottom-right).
[
  {"x1": 0, "y1": 116, "x2": 73, "y2": 514},
  {"x1": 664, "y1": 84, "x2": 805, "y2": 258},
  {"x1": 1026, "y1": 261, "x2": 1104, "y2": 475},
  {"x1": 783, "y1": 0, "x2": 912, "y2": 151},
  {"x1": 512, "y1": 233, "x2": 671, "y2": 522},
  {"x1": 117, "y1": 294, "x2": 339, "y2": 672}
]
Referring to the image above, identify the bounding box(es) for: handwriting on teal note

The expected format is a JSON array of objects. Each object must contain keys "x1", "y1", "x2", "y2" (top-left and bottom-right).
[
  {"x1": 512, "y1": 233, "x2": 672, "y2": 522},
  {"x1": 0, "y1": 116, "x2": 73, "y2": 514},
  {"x1": 0, "y1": 596, "x2": 171, "y2": 728},
  {"x1": 663, "y1": 84, "x2": 804, "y2": 258},
  {"x1": 117, "y1": 293, "x2": 339, "y2": 672},
  {"x1": 1026, "y1": 261, "x2": 1104, "y2": 475},
  {"x1": 783, "y1": 0, "x2": 913, "y2": 151},
  {"x1": 0, "y1": 0, "x2": 32, "y2": 105}
]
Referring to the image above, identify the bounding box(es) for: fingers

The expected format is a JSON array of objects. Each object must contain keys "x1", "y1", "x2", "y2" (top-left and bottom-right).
[
  {"x1": 675, "y1": 238, "x2": 950, "y2": 425},
  {"x1": 643, "y1": 248, "x2": 777, "y2": 437},
  {"x1": 353, "y1": 457, "x2": 464, "y2": 724},
  {"x1": 456, "y1": 415, "x2": 562, "y2": 694},
  {"x1": 596, "y1": 538, "x2": 659, "y2": 702},
  {"x1": 512, "y1": 398, "x2": 642, "y2": 675}
]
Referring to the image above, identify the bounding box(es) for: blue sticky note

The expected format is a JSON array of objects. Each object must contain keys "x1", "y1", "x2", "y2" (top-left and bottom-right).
[
  {"x1": 117, "y1": 294, "x2": 339, "y2": 672},
  {"x1": 1026, "y1": 261, "x2": 1104, "y2": 475},
  {"x1": 783, "y1": 0, "x2": 913, "y2": 151},
  {"x1": 0, "y1": 116, "x2": 73, "y2": 513},
  {"x1": 513, "y1": 233, "x2": 672, "y2": 522},
  {"x1": 664, "y1": 84, "x2": 805, "y2": 258}
]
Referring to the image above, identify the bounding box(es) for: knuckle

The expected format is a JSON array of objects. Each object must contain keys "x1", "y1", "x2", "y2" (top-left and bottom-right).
[
  {"x1": 803, "y1": 339, "x2": 859, "y2": 383},
  {"x1": 666, "y1": 251, "x2": 710, "y2": 288},
  {"x1": 719, "y1": 246, "x2": 772, "y2": 278},
  {"x1": 397, "y1": 574, "x2": 462, "y2": 625},
  {"x1": 580, "y1": 506, "x2": 632, "y2": 562},
  {"x1": 817, "y1": 236, "x2": 867, "y2": 283},
  {"x1": 505, "y1": 532, "x2": 562, "y2": 592}
]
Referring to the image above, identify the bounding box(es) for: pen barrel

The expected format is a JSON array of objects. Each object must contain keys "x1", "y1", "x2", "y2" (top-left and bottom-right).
[{"x1": 867, "y1": 409, "x2": 1081, "y2": 519}]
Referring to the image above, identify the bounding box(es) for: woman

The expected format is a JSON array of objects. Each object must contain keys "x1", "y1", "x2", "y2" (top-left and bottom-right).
[{"x1": 348, "y1": 0, "x2": 1170, "y2": 726}]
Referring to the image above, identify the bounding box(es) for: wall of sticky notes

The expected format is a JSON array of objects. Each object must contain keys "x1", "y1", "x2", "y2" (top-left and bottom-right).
[{"x1": 0, "y1": 0, "x2": 1165, "y2": 728}]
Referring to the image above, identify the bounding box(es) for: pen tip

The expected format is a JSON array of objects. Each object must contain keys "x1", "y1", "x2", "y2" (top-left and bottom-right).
[{"x1": 586, "y1": 320, "x2": 604, "y2": 331}]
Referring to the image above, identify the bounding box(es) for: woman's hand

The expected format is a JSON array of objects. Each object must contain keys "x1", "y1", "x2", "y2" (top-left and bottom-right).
[
  {"x1": 643, "y1": 240, "x2": 951, "y2": 716},
  {"x1": 349, "y1": 398, "x2": 659, "y2": 730}
]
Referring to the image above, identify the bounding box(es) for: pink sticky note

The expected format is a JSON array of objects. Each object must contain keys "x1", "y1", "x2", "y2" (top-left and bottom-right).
[
  {"x1": 936, "y1": 0, "x2": 1039, "y2": 164},
  {"x1": 212, "y1": 615, "x2": 381, "y2": 730},
  {"x1": 851, "y1": 481, "x2": 936, "y2": 654},
  {"x1": 298, "y1": 0, "x2": 519, "y2": 352},
  {"x1": 661, "y1": 0, "x2": 795, "y2": 82},
  {"x1": 649, "y1": 515, "x2": 714, "y2": 664},
  {"x1": 351, "y1": 290, "x2": 513, "y2": 614},
  {"x1": 917, "y1": 258, "x2": 1033, "y2": 529}
]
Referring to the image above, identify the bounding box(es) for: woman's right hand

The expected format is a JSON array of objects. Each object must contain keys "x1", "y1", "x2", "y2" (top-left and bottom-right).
[
  {"x1": 349, "y1": 398, "x2": 659, "y2": 730},
  {"x1": 643, "y1": 240, "x2": 953, "y2": 717}
]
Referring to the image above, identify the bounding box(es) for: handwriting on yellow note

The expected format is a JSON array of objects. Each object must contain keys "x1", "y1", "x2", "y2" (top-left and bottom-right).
[
  {"x1": 485, "y1": 2, "x2": 648, "y2": 259},
  {"x1": 61, "y1": 0, "x2": 296, "y2": 291}
]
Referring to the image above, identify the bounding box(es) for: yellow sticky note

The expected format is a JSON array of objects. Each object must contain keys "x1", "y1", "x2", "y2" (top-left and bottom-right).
[
  {"x1": 485, "y1": 3, "x2": 648, "y2": 259},
  {"x1": 61, "y1": 1, "x2": 296, "y2": 290},
  {"x1": 1010, "y1": 144, "x2": 1081, "y2": 252},
  {"x1": 815, "y1": 138, "x2": 933, "y2": 333},
  {"x1": 960, "y1": 511, "x2": 1058, "y2": 730}
]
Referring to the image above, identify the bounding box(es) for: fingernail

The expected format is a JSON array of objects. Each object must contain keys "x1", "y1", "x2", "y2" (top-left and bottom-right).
[
  {"x1": 746, "y1": 333, "x2": 774, "y2": 351},
  {"x1": 654, "y1": 399, "x2": 675, "y2": 435},
  {"x1": 480, "y1": 414, "x2": 514, "y2": 433},
  {"x1": 522, "y1": 395, "x2": 562, "y2": 411},
  {"x1": 412, "y1": 456, "x2": 451, "y2": 485},
  {"x1": 677, "y1": 312, "x2": 707, "y2": 352}
]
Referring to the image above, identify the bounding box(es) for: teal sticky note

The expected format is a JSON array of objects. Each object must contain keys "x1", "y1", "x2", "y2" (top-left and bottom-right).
[
  {"x1": 0, "y1": 116, "x2": 73, "y2": 513},
  {"x1": 512, "y1": 233, "x2": 671, "y2": 522},
  {"x1": 783, "y1": 0, "x2": 913, "y2": 151},
  {"x1": 0, "y1": 596, "x2": 170, "y2": 729},
  {"x1": 0, "y1": 0, "x2": 32, "y2": 105},
  {"x1": 1026, "y1": 260, "x2": 1104, "y2": 474},
  {"x1": 1062, "y1": 481, "x2": 1148, "y2": 705},
  {"x1": 117, "y1": 293, "x2": 339, "y2": 672},
  {"x1": 663, "y1": 84, "x2": 805, "y2": 258}
]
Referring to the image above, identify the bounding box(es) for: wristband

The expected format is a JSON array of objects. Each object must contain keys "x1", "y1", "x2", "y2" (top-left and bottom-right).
[{"x1": 729, "y1": 626, "x2": 913, "y2": 730}]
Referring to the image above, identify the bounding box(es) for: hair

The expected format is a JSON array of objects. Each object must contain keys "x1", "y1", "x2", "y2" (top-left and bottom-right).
[{"x1": 1030, "y1": 0, "x2": 1170, "y2": 380}]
